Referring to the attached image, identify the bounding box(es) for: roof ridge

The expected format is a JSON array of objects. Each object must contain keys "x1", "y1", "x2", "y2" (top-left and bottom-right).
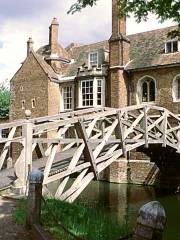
[
  {"x1": 127, "y1": 24, "x2": 178, "y2": 37},
  {"x1": 69, "y1": 40, "x2": 108, "y2": 49}
]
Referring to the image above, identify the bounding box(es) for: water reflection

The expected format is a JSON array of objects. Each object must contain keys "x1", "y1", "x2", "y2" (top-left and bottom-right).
[
  {"x1": 48, "y1": 180, "x2": 180, "y2": 240},
  {"x1": 78, "y1": 181, "x2": 180, "y2": 240}
]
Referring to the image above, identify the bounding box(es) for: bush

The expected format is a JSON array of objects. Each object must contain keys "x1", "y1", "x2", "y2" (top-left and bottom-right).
[{"x1": 0, "y1": 84, "x2": 10, "y2": 119}]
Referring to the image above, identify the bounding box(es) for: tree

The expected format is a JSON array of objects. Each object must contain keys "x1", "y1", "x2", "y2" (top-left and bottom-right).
[
  {"x1": 0, "y1": 83, "x2": 10, "y2": 119},
  {"x1": 68, "y1": 0, "x2": 180, "y2": 37}
]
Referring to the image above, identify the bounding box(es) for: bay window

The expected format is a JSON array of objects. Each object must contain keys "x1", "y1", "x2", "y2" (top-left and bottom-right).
[{"x1": 80, "y1": 78, "x2": 104, "y2": 108}]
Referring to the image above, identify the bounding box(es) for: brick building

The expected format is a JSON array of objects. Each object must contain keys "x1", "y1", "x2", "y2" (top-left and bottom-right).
[
  {"x1": 10, "y1": 1, "x2": 180, "y2": 121},
  {"x1": 8, "y1": 0, "x2": 180, "y2": 185}
]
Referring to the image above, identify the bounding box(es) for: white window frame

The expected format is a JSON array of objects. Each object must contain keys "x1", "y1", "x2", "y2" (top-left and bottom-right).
[
  {"x1": 89, "y1": 51, "x2": 98, "y2": 67},
  {"x1": 165, "y1": 40, "x2": 179, "y2": 53},
  {"x1": 79, "y1": 78, "x2": 105, "y2": 108},
  {"x1": 61, "y1": 85, "x2": 74, "y2": 111},
  {"x1": 136, "y1": 75, "x2": 156, "y2": 104},
  {"x1": 172, "y1": 74, "x2": 180, "y2": 102}
]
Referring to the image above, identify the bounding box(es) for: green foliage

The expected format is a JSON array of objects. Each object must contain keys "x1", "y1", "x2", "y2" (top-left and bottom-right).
[
  {"x1": 68, "y1": 0, "x2": 180, "y2": 36},
  {"x1": 0, "y1": 83, "x2": 10, "y2": 119},
  {"x1": 13, "y1": 198, "x2": 133, "y2": 240}
]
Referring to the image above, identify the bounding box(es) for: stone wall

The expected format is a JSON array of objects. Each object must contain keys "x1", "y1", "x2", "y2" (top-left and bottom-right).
[
  {"x1": 130, "y1": 66, "x2": 180, "y2": 114},
  {"x1": 107, "y1": 159, "x2": 160, "y2": 185},
  {"x1": 10, "y1": 52, "x2": 49, "y2": 121}
]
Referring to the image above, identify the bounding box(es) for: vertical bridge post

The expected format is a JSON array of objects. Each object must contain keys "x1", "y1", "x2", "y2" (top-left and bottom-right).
[
  {"x1": 22, "y1": 110, "x2": 33, "y2": 186},
  {"x1": 133, "y1": 201, "x2": 166, "y2": 240},
  {"x1": 26, "y1": 169, "x2": 44, "y2": 228}
]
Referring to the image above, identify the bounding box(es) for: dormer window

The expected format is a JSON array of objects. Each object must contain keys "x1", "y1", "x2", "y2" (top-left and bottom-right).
[
  {"x1": 165, "y1": 41, "x2": 178, "y2": 53},
  {"x1": 89, "y1": 52, "x2": 98, "y2": 67}
]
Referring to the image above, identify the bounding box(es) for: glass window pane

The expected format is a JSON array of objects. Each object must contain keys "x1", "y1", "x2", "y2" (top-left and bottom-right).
[
  {"x1": 149, "y1": 80, "x2": 155, "y2": 101},
  {"x1": 142, "y1": 82, "x2": 148, "y2": 102},
  {"x1": 63, "y1": 86, "x2": 73, "y2": 110},
  {"x1": 173, "y1": 41, "x2": 178, "y2": 52},
  {"x1": 178, "y1": 79, "x2": 180, "y2": 99},
  {"x1": 81, "y1": 80, "x2": 94, "y2": 106}
]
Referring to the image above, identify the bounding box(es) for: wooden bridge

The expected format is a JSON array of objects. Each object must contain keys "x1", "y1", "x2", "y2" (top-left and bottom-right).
[{"x1": 0, "y1": 104, "x2": 180, "y2": 202}]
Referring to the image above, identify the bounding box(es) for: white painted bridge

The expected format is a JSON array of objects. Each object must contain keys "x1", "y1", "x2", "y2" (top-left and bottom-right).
[{"x1": 0, "y1": 104, "x2": 180, "y2": 202}]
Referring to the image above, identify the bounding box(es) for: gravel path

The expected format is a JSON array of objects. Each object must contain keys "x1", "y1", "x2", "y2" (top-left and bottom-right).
[{"x1": 0, "y1": 196, "x2": 33, "y2": 240}]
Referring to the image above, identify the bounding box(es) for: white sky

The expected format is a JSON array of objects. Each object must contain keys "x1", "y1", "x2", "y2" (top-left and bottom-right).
[{"x1": 0, "y1": 0, "x2": 175, "y2": 84}]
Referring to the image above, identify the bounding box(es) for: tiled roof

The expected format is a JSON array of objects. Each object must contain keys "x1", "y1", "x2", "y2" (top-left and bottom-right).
[
  {"x1": 127, "y1": 25, "x2": 180, "y2": 70},
  {"x1": 32, "y1": 51, "x2": 58, "y2": 80},
  {"x1": 63, "y1": 40, "x2": 109, "y2": 77},
  {"x1": 37, "y1": 25, "x2": 180, "y2": 77}
]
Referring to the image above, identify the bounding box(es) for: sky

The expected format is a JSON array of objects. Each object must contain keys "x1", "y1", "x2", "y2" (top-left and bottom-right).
[{"x1": 0, "y1": 0, "x2": 175, "y2": 84}]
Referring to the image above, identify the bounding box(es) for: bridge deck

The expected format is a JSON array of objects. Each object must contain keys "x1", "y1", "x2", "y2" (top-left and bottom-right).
[{"x1": 0, "y1": 149, "x2": 76, "y2": 190}]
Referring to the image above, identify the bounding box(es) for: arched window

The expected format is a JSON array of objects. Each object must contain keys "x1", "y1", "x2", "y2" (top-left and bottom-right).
[
  {"x1": 137, "y1": 76, "x2": 156, "y2": 103},
  {"x1": 172, "y1": 74, "x2": 180, "y2": 102},
  {"x1": 136, "y1": 76, "x2": 156, "y2": 104}
]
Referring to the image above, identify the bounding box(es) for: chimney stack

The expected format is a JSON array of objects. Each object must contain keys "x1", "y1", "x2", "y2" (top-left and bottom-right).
[
  {"x1": 49, "y1": 17, "x2": 59, "y2": 54},
  {"x1": 27, "y1": 37, "x2": 34, "y2": 56},
  {"x1": 108, "y1": 0, "x2": 130, "y2": 109},
  {"x1": 112, "y1": 0, "x2": 126, "y2": 38}
]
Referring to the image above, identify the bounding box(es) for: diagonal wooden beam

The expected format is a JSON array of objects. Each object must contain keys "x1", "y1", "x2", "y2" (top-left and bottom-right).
[
  {"x1": 115, "y1": 111, "x2": 126, "y2": 157},
  {"x1": 124, "y1": 112, "x2": 144, "y2": 139},
  {"x1": 66, "y1": 172, "x2": 94, "y2": 203},
  {"x1": 93, "y1": 119, "x2": 118, "y2": 159},
  {"x1": 75, "y1": 119, "x2": 99, "y2": 180},
  {"x1": 143, "y1": 106, "x2": 148, "y2": 148},
  {"x1": 0, "y1": 127, "x2": 16, "y2": 170}
]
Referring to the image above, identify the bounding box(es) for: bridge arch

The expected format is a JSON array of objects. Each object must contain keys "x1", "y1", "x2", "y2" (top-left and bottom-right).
[{"x1": 136, "y1": 75, "x2": 156, "y2": 104}]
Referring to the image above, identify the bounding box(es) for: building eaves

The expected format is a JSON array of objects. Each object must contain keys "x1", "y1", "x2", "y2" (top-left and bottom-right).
[{"x1": 31, "y1": 50, "x2": 58, "y2": 81}]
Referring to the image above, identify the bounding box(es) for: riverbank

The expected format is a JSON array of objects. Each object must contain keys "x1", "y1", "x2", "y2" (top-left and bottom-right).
[
  {"x1": 13, "y1": 198, "x2": 133, "y2": 240},
  {"x1": 0, "y1": 196, "x2": 32, "y2": 240}
]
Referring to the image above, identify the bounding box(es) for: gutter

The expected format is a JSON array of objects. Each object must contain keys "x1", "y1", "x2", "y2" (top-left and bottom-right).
[{"x1": 126, "y1": 62, "x2": 180, "y2": 72}]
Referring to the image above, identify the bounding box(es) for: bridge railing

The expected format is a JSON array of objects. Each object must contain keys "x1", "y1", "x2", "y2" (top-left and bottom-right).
[{"x1": 1, "y1": 104, "x2": 180, "y2": 199}]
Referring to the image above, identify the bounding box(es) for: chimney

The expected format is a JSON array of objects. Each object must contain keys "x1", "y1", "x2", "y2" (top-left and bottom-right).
[
  {"x1": 112, "y1": 0, "x2": 126, "y2": 38},
  {"x1": 108, "y1": 0, "x2": 130, "y2": 109},
  {"x1": 49, "y1": 17, "x2": 59, "y2": 53},
  {"x1": 27, "y1": 37, "x2": 34, "y2": 56}
]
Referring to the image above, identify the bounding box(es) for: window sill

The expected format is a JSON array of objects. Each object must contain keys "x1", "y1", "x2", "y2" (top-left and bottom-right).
[
  {"x1": 173, "y1": 99, "x2": 180, "y2": 103},
  {"x1": 140, "y1": 101, "x2": 155, "y2": 104}
]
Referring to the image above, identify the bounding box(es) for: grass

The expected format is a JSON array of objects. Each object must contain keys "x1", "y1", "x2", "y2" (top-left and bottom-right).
[{"x1": 13, "y1": 198, "x2": 133, "y2": 240}]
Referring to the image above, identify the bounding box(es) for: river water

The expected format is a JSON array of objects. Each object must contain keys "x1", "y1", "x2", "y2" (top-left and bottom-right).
[{"x1": 76, "y1": 181, "x2": 180, "y2": 240}]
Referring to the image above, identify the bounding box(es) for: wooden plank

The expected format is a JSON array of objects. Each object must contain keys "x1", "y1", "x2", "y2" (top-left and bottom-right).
[
  {"x1": 97, "y1": 149, "x2": 123, "y2": 173},
  {"x1": 23, "y1": 121, "x2": 33, "y2": 174},
  {"x1": 147, "y1": 114, "x2": 164, "y2": 132},
  {"x1": 116, "y1": 112, "x2": 126, "y2": 157},
  {"x1": 93, "y1": 119, "x2": 118, "y2": 159},
  {"x1": 75, "y1": 120, "x2": 99, "y2": 179},
  {"x1": 52, "y1": 119, "x2": 98, "y2": 196},
  {"x1": 66, "y1": 172, "x2": 94, "y2": 203},
  {"x1": 0, "y1": 121, "x2": 23, "y2": 130},
  {"x1": 43, "y1": 162, "x2": 91, "y2": 185},
  {"x1": 43, "y1": 127, "x2": 67, "y2": 181},
  {"x1": 44, "y1": 125, "x2": 70, "y2": 156},
  {"x1": 0, "y1": 136, "x2": 23, "y2": 144},
  {"x1": 0, "y1": 127, "x2": 16, "y2": 170},
  {"x1": 33, "y1": 110, "x2": 117, "y2": 134},
  {"x1": 124, "y1": 112, "x2": 144, "y2": 139},
  {"x1": 143, "y1": 106, "x2": 148, "y2": 148},
  {"x1": 162, "y1": 110, "x2": 167, "y2": 147},
  {"x1": 59, "y1": 169, "x2": 88, "y2": 201},
  {"x1": 32, "y1": 107, "x2": 104, "y2": 124}
]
